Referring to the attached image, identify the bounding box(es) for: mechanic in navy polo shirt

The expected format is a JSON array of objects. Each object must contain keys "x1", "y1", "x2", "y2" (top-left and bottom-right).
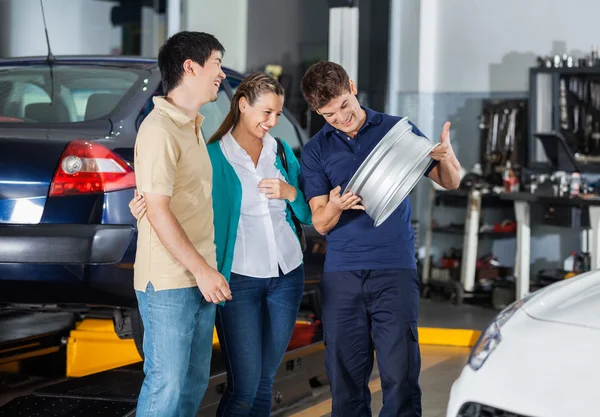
[{"x1": 300, "y1": 61, "x2": 461, "y2": 417}]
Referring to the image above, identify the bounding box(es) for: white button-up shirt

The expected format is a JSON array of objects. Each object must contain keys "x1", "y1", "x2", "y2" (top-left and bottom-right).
[{"x1": 220, "y1": 131, "x2": 303, "y2": 278}]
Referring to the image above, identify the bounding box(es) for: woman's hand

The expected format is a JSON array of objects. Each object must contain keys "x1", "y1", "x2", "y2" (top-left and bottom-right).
[
  {"x1": 129, "y1": 189, "x2": 146, "y2": 220},
  {"x1": 258, "y1": 178, "x2": 296, "y2": 201}
]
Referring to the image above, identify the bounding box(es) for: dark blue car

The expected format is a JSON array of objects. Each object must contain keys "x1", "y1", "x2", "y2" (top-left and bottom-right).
[{"x1": 0, "y1": 56, "x2": 326, "y2": 353}]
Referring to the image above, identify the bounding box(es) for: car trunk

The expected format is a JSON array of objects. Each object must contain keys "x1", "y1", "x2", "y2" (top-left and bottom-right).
[{"x1": 0, "y1": 123, "x2": 111, "y2": 224}]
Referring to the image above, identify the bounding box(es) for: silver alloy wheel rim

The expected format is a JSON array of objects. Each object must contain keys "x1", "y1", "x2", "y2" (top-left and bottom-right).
[{"x1": 345, "y1": 117, "x2": 438, "y2": 227}]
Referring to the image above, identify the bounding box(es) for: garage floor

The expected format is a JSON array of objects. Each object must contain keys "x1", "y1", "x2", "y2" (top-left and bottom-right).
[
  {"x1": 280, "y1": 296, "x2": 494, "y2": 417},
  {"x1": 281, "y1": 344, "x2": 470, "y2": 417},
  {"x1": 0, "y1": 345, "x2": 470, "y2": 417},
  {"x1": 1, "y1": 298, "x2": 491, "y2": 416}
]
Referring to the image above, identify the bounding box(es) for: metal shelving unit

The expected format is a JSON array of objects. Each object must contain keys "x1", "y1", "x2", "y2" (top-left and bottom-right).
[
  {"x1": 528, "y1": 66, "x2": 600, "y2": 175},
  {"x1": 421, "y1": 188, "x2": 516, "y2": 305}
]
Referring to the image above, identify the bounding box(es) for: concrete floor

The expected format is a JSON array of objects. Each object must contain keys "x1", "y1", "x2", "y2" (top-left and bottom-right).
[
  {"x1": 282, "y1": 345, "x2": 470, "y2": 417},
  {"x1": 0, "y1": 345, "x2": 469, "y2": 417},
  {"x1": 1, "y1": 299, "x2": 487, "y2": 415}
]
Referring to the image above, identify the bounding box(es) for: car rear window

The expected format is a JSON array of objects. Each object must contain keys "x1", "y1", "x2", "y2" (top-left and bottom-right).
[{"x1": 0, "y1": 65, "x2": 143, "y2": 124}]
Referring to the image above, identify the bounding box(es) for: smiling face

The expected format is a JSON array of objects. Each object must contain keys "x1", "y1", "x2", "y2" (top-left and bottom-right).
[
  {"x1": 238, "y1": 92, "x2": 284, "y2": 139},
  {"x1": 316, "y1": 80, "x2": 365, "y2": 137},
  {"x1": 188, "y1": 50, "x2": 226, "y2": 104}
]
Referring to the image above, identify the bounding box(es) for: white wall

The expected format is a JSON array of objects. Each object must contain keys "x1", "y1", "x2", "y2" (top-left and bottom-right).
[
  {"x1": 184, "y1": 0, "x2": 248, "y2": 73},
  {"x1": 141, "y1": 6, "x2": 166, "y2": 58},
  {"x1": 388, "y1": 0, "x2": 420, "y2": 93},
  {"x1": 1, "y1": 0, "x2": 121, "y2": 57},
  {"x1": 387, "y1": 0, "x2": 595, "y2": 270},
  {"x1": 390, "y1": 0, "x2": 600, "y2": 94},
  {"x1": 434, "y1": 0, "x2": 600, "y2": 92}
]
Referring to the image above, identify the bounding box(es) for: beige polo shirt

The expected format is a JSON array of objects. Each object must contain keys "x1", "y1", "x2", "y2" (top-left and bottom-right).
[{"x1": 133, "y1": 96, "x2": 216, "y2": 292}]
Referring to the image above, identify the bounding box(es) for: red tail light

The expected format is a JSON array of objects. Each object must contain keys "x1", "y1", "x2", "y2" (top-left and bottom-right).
[{"x1": 49, "y1": 140, "x2": 136, "y2": 196}]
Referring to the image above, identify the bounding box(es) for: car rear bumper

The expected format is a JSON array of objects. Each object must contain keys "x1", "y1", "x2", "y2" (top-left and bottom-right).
[{"x1": 0, "y1": 224, "x2": 134, "y2": 264}]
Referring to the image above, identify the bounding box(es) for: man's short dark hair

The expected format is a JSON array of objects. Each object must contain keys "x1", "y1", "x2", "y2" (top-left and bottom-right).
[
  {"x1": 300, "y1": 61, "x2": 351, "y2": 111},
  {"x1": 158, "y1": 31, "x2": 225, "y2": 93}
]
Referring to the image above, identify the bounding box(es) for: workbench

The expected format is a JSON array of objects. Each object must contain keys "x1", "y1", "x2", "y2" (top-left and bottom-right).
[{"x1": 500, "y1": 192, "x2": 600, "y2": 300}]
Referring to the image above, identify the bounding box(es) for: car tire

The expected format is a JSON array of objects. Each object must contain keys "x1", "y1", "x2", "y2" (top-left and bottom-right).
[{"x1": 130, "y1": 307, "x2": 144, "y2": 360}]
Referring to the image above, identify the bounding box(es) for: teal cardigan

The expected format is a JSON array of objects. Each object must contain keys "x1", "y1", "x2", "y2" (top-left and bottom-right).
[{"x1": 207, "y1": 139, "x2": 312, "y2": 282}]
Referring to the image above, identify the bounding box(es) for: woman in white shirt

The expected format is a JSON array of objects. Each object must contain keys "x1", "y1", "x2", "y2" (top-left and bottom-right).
[{"x1": 130, "y1": 73, "x2": 312, "y2": 417}]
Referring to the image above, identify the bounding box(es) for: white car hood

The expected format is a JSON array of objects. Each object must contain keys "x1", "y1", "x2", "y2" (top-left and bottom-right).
[{"x1": 523, "y1": 271, "x2": 600, "y2": 330}]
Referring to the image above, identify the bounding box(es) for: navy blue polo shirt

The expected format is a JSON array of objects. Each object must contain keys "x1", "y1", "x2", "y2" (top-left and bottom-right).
[{"x1": 300, "y1": 107, "x2": 437, "y2": 272}]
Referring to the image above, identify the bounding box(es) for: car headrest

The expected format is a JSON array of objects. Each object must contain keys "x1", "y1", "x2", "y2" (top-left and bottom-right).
[
  {"x1": 84, "y1": 93, "x2": 121, "y2": 120},
  {"x1": 25, "y1": 102, "x2": 69, "y2": 123}
]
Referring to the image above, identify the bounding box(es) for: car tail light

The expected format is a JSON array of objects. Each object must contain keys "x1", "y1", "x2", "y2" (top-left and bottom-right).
[{"x1": 49, "y1": 140, "x2": 136, "y2": 196}]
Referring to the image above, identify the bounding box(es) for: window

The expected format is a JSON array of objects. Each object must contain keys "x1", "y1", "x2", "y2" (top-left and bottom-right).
[
  {"x1": 22, "y1": 83, "x2": 51, "y2": 108},
  {"x1": 136, "y1": 83, "x2": 164, "y2": 130},
  {"x1": 270, "y1": 113, "x2": 302, "y2": 152},
  {"x1": 135, "y1": 84, "x2": 230, "y2": 138},
  {"x1": 0, "y1": 65, "x2": 145, "y2": 124},
  {"x1": 201, "y1": 88, "x2": 231, "y2": 141}
]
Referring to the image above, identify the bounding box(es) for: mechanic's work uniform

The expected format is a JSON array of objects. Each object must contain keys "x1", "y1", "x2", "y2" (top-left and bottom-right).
[
  {"x1": 134, "y1": 96, "x2": 217, "y2": 417},
  {"x1": 301, "y1": 107, "x2": 436, "y2": 417}
]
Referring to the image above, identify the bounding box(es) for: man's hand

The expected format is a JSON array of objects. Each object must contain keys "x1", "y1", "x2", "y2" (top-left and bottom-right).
[
  {"x1": 308, "y1": 186, "x2": 364, "y2": 235},
  {"x1": 429, "y1": 121, "x2": 453, "y2": 161},
  {"x1": 129, "y1": 190, "x2": 146, "y2": 220},
  {"x1": 143, "y1": 192, "x2": 230, "y2": 304},
  {"x1": 328, "y1": 186, "x2": 364, "y2": 212},
  {"x1": 195, "y1": 268, "x2": 232, "y2": 304},
  {"x1": 258, "y1": 178, "x2": 296, "y2": 201},
  {"x1": 427, "y1": 121, "x2": 461, "y2": 190}
]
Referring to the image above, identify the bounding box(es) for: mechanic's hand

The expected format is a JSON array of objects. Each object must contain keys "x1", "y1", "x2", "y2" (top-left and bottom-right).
[
  {"x1": 129, "y1": 190, "x2": 146, "y2": 220},
  {"x1": 195, "y1": 268, "x2": 232, "y2": 304},
  {"x1": 430, "y1": 121, "x2": 453, "y2": 161},
  {"x1": 258, "y1": 178, "x2": 296, "y2": 201},
  {"x1": 328, "y1": 186, "x2": 364, "y2": 211}
]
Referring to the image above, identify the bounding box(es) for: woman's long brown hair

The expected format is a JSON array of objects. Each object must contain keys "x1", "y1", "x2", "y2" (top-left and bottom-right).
[{"x1": 208, "y1": 72, "x2": 285, "y2": 144}]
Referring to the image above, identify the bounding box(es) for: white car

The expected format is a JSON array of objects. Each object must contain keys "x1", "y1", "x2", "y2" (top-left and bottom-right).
[{"x1": 446, "y1": 270, "x2": 600, "y2": 417}]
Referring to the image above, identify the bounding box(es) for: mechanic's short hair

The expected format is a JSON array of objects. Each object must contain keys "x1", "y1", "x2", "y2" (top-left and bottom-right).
[
  {"x1": 300, "y1": 61, "x2": 351, "y2": 111},
  {"x1": 158, "y1": 31, "x2": 225, "y2": 93}
]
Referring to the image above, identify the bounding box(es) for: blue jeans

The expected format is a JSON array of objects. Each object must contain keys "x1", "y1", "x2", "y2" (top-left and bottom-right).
[
  {"x1": 215, "y1": 265, "x2": 305, "y2": 417},
  {"x1": 135, "y1": 283, "x2": 216, "y2": 417}
]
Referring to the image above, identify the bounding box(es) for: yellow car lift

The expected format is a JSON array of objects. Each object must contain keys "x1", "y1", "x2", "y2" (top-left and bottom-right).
[
  {"x1": 65, "y1": 318, "x2": 481, "y2": 378},
  {"x1": 66, "y1": 318, "x2": 221, "y2": 377}
]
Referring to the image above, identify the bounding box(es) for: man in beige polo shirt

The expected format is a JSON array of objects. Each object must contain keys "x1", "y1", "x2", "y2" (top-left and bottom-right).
[{"x1": 133, "y1": 31, "x2": 231, "y2": 417}]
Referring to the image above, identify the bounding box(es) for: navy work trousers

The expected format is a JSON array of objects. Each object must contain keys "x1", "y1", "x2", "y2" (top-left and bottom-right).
[{"x1": 321, "y1": 269, "x2": 422, "y2": 417}]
